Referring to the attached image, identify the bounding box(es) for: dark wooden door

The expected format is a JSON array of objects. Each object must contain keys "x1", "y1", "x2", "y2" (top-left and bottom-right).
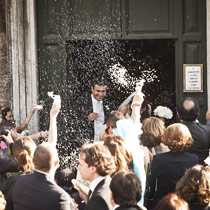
[{"x1": 37, "y1": 0, "x2": 207, "y2": 127}]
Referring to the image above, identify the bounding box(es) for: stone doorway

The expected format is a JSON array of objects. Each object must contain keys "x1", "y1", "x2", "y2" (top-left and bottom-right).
[{"x1": 67, "y1": 39, "x2": 176, "y2": 123}]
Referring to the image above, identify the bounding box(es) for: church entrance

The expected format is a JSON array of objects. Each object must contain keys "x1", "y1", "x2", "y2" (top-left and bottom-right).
[{"x1": 67, "y1": 39, "x2": 176, "y2": 122}]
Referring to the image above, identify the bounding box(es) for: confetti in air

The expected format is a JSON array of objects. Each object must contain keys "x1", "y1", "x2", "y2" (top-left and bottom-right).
[{"x1": 108, "y1": 63, "x2": 158, "y2": 89}]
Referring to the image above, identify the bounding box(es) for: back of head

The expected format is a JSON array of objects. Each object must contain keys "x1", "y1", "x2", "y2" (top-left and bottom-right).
[
  {"x1": 153, "y1": 193, "x2": 189, "y2": 210},
  {"x1": 80, "y1": 143, "x2": 116, "y2": 176},
  {"x1": 55, "y1": 168, "x2": 75, "y2": 188},
  {"x1": 176, "y1": 164, "x2": 210, "y2": 207},
  {"x1": 1, "y1": 106, "x2": 11, "y2": 120},
  {"x1": 12, "y1": 137, "x2": 36, "y2": 172},
  {"x1": 140, "y1": 117, "x2": 165, "y2": 147},
  {"x1": 110, "y1": 111, "x2": 125, "y2": 120},
  {"x1": 104, "y1": 136, "x2": 132, "y2": 174},
  {"x1": 110, "y1": 171, "x2": 142, "y2": 206},
  {"x1": 177, "y1": 97, "x2": 200, "y2": 121},
  {"x1": 162, "y1": 123, "x2": 193, "y2": 152},
  {"x1": 33, "y1": 142, "x2": 58, "y2": 173},
  {"x1": 105, "y1": 114, "x2": 119, "y2": 129}
]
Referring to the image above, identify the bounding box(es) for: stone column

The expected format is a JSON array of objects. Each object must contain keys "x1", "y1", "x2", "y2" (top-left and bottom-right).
[
  {"x1": 207, "y1": 0, "x2": 210, "y2": 107},
  {"x1": 5, "y1": 0, "x2": 39, "y2": 133},
  {"x1": 0, "y1": 0, "x2": 10, "y2": 106}
]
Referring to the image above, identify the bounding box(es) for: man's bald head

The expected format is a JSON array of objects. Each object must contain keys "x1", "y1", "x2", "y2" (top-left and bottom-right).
[
  {"x1": 177, "y1": 97, "x2": 200, "y2": 122},
  {"x1": 33, "y1": 142, "x2": 59, "y2": 173},
  {"x1": 183, "y1": 100, "x2": 195, "y2": 111}
]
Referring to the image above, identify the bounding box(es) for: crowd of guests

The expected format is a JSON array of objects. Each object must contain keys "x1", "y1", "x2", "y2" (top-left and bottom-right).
[{"x1": 0, "y1": 79, "x2": 210, "y2": 210}]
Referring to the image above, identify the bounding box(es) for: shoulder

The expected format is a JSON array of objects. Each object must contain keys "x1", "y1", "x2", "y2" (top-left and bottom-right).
[
  {"x1": 184, "y1": 152, "x2": 199, "y2": 161},
  {"x1": 87, "y1": 195, "x2": 109, "y2": 210}
]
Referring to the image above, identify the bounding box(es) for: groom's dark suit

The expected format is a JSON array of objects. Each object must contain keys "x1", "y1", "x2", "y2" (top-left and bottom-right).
[
  {"x1": 12, "y1": 171, "x2": 71, "y2": 210},
  {"x1": 71, "y1": 92, "x2": 112, "y2": 143},
  {"x1": 86, "y1": 176, "x2": 112, "y2": 210}
]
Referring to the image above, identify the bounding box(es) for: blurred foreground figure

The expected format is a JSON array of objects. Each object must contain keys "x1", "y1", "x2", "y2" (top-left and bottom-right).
[{"x1": 153, "y1": 193, "x2": 189, "y2": 210}]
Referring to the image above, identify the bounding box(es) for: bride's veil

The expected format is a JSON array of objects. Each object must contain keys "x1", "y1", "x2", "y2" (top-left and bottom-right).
[{"x1": 118, "y1": 92, "x2": 135, "y2": 110}]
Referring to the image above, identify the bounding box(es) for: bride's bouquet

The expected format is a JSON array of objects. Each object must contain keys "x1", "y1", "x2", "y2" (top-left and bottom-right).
[{"x1": 153, "y1": 106, "x2": 173, "y2": 119}]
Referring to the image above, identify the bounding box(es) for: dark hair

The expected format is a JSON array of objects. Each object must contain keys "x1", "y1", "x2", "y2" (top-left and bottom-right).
[
  {"x1": 12, "y1": 137, "x2": 36, "y2": 172},
  {"x1": 177, "y1": 97, "x2": 200, "y2": 121},
  {"x1": 153, "y1": 193, "x2": 189, "y2": 210},
  {"x1": 55, "y1": 168, "x2": 76, "y2": 188},
  {"x1": 1, "y1": 106, "x2": 11, "y2": 120},
  {"x1": 91, "y1": 79, "x2": 107, "y2": 88},
  {"x1": 110, "y1": 171, "x2": 142, "y2": 206},
  {"x1": 176, "y1": 165, "x2": 210, "y2": 206},
  {"x1": 104, "y1": 136, "x2": 132, "y2": 174},
  {"x1": 80, "y1": 143, "x2": 116, "y2": 176}
]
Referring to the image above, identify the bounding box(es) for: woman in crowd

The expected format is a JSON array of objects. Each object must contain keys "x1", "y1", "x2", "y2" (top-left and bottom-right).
[
  {"x1": 145, "y1": 123, "x2": 199, "y2": 209},
  {"x1": 0, "y1": 137, "x2": 36, "y2": 210},
  {"x1": 153, "y1": 193, "x2": 189, "y2": 210},
  {"x1": 140, "y1": 117, "x2": 166, "y2": 155},
  {"x1": 104, "y1": 136, "x2": 132, "y2": 175},
  {"x1": 176, "y1": 165, "x2": 210, "y2": 210},
  {"x1": 0, "y1": 101, "x2": 61, "y2": 210},
  {"x1": 118, "y1": 92, "x2": 152, "y2": 122}
]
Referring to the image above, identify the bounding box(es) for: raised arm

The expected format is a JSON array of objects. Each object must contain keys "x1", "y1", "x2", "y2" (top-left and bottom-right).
[
  {"x1": 47, "y1": 98, "x2": 61, "y2": 147},
  {"x1": 16, "y1": 105, "x2": 38, "y2": 133},
  {"x1": 131, "y1": 86, "x2": 144, "y2": 126}
]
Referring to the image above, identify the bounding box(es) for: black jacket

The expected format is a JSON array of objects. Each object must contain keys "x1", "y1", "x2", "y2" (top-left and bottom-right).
[
  {"x1": 86, "y1": 176, "x2": 112, "y2": 210},
  {"x1": 146, "y1": 151, "x2": 199, "y2": 208},
  {"x1": 182, "y1": 119, "x2": 210, "y2": 164},
  {"x1": 69, "y1": 93, "x2": 112, "y2": 143},
  {"x1": 12, "y1": 171, "x2": 71, "y2": 210}
]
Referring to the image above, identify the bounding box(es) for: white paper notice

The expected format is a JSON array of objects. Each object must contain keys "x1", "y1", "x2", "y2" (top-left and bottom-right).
[{"x1": 185, "y1": 66, "x2": 201, "y2": 91}]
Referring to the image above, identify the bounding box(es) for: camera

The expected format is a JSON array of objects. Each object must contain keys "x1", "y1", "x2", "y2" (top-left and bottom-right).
[
  {"x1": 0, "y1": 126, "x2": 11, "y2": 141},
  {"x1": 0, "y1": 129, "x2": 9, "y2": 136}
]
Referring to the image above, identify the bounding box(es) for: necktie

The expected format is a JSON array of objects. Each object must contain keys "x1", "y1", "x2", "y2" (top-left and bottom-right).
[
  {"x1": 97, "y1": 101, "x2": 101, "y2": 114},
  {"x1": 87, "y1": 189, "x2": 92, "y2": 201}
]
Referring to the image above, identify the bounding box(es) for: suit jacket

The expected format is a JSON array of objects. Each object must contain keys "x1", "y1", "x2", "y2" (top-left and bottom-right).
[
  {"x1": 182, "y1": 119, "x2": 210, "y2": 164},
  {"x1": 115, "y1": 206, "x2": 143, "y2": 210},
  {"x1": 70, "y1": 92, "x2": 112, "y2": 142},
  {"x1": 12, "y1": 171, "x2": 71, "y2": 210},
  {"x1": 146, "y1": 151, "x2": 199, "y2": 208},
  {"x1": 86, "y1": 176, "x2": 112, "y2": 210}
]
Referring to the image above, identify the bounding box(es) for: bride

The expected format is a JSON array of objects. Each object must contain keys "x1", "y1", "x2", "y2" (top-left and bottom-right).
[{"x1": 118, "y1": 92, "x2": 152, "y2": 121}]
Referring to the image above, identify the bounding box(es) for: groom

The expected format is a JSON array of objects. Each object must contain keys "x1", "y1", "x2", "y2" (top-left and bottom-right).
[{"x1": 73, "y1": 79, "x2": 111, "y2": 143}]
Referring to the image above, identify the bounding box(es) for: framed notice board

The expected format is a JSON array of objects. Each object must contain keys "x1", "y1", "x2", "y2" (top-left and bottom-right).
[{"x1": 183, "y1": 64, "x2": 203, "y2": 92}]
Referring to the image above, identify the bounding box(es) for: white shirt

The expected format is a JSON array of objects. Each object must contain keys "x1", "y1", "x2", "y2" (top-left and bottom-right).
[
  {"x1": 91, "y1": 94, "x2": 105, "y2": 142},
  {"x1": 113, "y1": 204, "x2": 119, "y2": 210},
  {"x1": 89, "y1": 176, "x2": 105, "y2": 199}
]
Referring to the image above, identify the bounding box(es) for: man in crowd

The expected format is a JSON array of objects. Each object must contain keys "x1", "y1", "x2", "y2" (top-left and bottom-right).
[
  {"x1": 73, "y1": 79, "x2": 112, "y2": 143},
  {"x1": 177, "y1": 97, "x2": 210, "y2": 164},
  {"x1": 77, "y1": 143, "x2": 116, "y2": 210},
  {"x1": 12, "y1": 142, "x2": 75, "y2": 210}
]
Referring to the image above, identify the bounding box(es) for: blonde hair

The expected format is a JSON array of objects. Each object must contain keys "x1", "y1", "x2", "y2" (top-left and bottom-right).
[
  {"x1": 162, "y1": 123, "x2": 193, "y2": 152},
  {"x1": 104, "y1": 136, "x2": 132, "y2": 175},
  {"x1": 140, "y1": 117, "x2": 165, "y2": 147}
]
